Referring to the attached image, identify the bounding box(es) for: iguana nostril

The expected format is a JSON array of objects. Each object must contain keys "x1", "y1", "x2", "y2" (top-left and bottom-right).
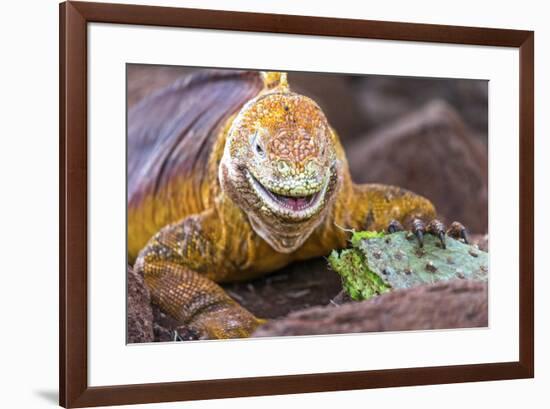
[
  {"x1": 306, "y1": 160, "x2": 320, "y2": 174},
  {"x1": 277, "y1": 160, "x2": 291, "y2": 175}
]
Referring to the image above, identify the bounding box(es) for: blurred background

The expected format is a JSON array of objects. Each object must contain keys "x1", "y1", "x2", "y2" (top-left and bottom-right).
[{"x1": 128, "y1": 65, "x2": 488, "y2": 234}]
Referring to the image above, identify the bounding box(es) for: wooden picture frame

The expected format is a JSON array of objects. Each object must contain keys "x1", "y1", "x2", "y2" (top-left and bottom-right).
[{"x1": 59, "y1": 1, "x2": 534, "y2": 407}]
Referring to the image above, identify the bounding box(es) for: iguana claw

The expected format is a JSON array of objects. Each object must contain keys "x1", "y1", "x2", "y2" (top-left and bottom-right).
[
  {"x1": 172, "y1": 327, "x2": 200, "y2": 342},
  {"x1": 387, "y1": 218, "x2": 466, "y2": 250},
  {"x1": 427, "y1": 219, "x2": 447, "y2": 249},
  {"x1": 447, "y1": 221, "x2": 469, "y2": 244},
  {"x1": 387, "y1": 219, "x2": 404, "y2": 234},
  {"x1": 411, "y1": 218, "x2": 426, "y2": 248}
]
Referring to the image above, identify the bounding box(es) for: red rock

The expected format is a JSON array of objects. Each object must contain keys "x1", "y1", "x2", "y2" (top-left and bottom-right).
[
  {"x1": 347, "y1": 101, "x2": 488, "y2": 234},
  {"x1": 127, "y1": 265, "x2": 154, "y2": 343},
  {"x1": 253, "y1": 280, "x2": 488, "y2": 337}
]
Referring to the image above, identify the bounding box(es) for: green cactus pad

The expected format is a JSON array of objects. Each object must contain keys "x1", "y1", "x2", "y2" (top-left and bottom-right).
[{"x1": 328, "y1": 231, "x2": 488, "y2": 301}]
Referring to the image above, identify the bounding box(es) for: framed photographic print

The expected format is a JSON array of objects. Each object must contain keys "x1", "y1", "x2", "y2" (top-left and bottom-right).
[{"x1": 59, "y1": 1, "x2": 534, "y2": 407}]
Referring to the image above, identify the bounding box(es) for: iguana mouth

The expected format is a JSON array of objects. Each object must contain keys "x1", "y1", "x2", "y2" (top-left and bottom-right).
[
  {"x1": 265, "y1": 189, "x2": 319, "y2": 211},
  {"x1": 246, "y1": 171, "x2": 327, "y2": 219}
]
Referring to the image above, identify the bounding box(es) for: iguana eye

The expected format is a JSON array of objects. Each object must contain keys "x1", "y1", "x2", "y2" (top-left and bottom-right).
[
  {"x1": 253, "y1": 132, "x2": 266, "y2": 158},
  {"x1": 255, "y1": 142, "x2": 265, "y2": 157}
]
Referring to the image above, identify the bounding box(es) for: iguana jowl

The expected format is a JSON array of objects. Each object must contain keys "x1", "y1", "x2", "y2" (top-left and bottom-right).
[{"x1": 129, "y1": 70, "x2": 466, "y2": 340}]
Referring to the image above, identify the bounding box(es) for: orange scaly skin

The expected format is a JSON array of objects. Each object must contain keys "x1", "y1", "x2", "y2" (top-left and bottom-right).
[{"x1": 132, "y1": 72, "x2": 435, "y2": 340}]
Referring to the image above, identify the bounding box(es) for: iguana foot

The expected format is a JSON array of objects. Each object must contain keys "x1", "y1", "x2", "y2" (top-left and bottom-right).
[
  {"x1": 172, "y1": 327, "x2": 200, "y2": 342},
  {"x1": 185, "y1": 304, "x2": 266, "y2": 340},
  {"x1": 387, "y1": 218, "x2": 469, "y2": 249}
]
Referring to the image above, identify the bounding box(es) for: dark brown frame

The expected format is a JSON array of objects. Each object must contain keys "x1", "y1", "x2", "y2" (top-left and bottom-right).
[{"x1": 59, "y1": 1, "x2": 534, "y2": 407}]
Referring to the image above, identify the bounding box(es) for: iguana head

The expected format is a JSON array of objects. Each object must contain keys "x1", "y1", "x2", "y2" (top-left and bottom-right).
[{"x1": 220, "y1": 72, "x2": 341, "y2": 253}]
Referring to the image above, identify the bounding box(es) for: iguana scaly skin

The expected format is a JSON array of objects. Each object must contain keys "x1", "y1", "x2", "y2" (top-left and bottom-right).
[{"x1": 130, "y1": 70, "x2": 436, "y2": 339}]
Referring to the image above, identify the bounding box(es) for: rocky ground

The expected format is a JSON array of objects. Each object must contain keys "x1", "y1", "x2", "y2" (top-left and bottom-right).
[
  {"x1": 254, "y1": 280, "x2": 488, "y2": 337},
  {"x1": 127, "y1": 234, "x2": 488, "y2": 343},
  {"x1": 127, "y1": 265, "x2": 154, "y2": 343}
]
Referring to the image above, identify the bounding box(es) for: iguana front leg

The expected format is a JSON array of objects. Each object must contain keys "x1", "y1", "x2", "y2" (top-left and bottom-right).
[
  {"x1": 347, "y1": 183, "x2": 437, "y2": 232},
  {"x1": 347, "y1": 183, "x2": 468, "y2": 247},
  {"x1": 134, "y1": 211, "x2": 263, "y2": 340}
]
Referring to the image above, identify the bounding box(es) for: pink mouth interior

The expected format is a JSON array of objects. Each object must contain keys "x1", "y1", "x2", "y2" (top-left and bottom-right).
[
  {"x1": 271, "y1": 191, "x2": 317, "y2": 211},
  {"x1": 249, "y1": 172, "x2": 321, "y2": 212}
]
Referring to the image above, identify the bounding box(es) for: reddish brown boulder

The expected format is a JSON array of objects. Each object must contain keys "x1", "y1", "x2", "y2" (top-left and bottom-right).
[
  {"x1": 354, "y1": 76, "x2": 488, "y2": 136},
  {"x1": 127, "y1": 265, "x2": 154, "y2": 343},
  {"x1": 253, "y1": 280, "x2": 488, "y2": 337},
  {"x1": 347, "y1": 101, "x2": 488, "y2": 233}
]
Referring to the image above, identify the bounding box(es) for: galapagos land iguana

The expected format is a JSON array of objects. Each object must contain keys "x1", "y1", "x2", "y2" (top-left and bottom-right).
[{"x1": 129, "y1": 70, "x2": 467, "y2": 340}]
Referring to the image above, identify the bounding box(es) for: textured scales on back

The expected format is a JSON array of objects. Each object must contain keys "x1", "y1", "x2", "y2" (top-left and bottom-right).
[{"x1": 127, "y1": 70, "x2": 264, "y2": 261}]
